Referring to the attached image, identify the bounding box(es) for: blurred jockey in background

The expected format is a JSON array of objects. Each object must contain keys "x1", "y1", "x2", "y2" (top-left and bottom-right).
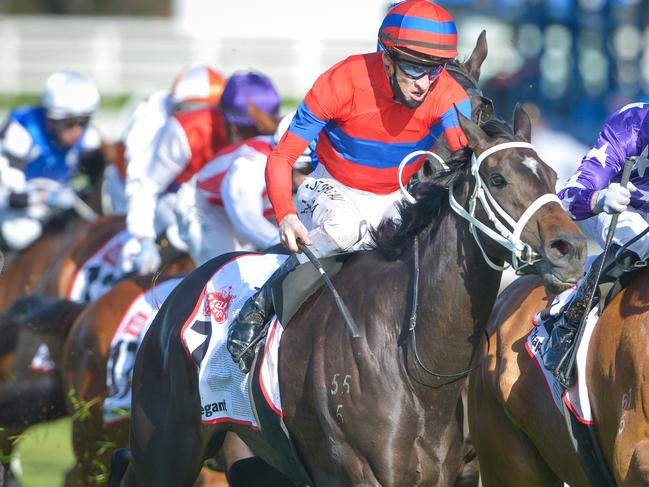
[
  {"x1": 177, "y1": 110, "x2": 310, "y2": 266},
  {"x1": 102, "y1": 64, "x2": 225, "y2": 215},
  {"x1": 120, "y1": 69, "x2": 281, "y2": 275},
  {"x1": 118, "y1": 64, "x2": 227, "y2": 275},
  {"x1": 0, "y1": 70, "x2": 103, "y2": 251}
]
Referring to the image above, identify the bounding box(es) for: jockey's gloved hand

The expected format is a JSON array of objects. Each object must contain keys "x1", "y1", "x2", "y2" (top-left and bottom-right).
[
  {"x1": 46, "y1": 186, "x2": 77, "y2": 210},
  {"x1": 595, "y1": 181, "x2": 637, "y2": 214},
  {"x1": 137, "y1": 238, "x2": 162, "y2": 274},
  {"x1": 121, "y1": 237, "x2": 161, "y2": 275}
]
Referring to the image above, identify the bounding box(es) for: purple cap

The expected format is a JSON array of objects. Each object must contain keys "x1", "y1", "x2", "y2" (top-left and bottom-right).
[{"x1": 221, "y1": 71, "x2": 280, "y2": 126}]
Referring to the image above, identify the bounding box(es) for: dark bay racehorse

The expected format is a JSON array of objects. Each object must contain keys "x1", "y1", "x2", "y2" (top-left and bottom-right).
[
  {"x1": 112, "y1": 104, "x2": 586, "y2": 487},
  {"x1": 468, "y1": 268, "x2": 649, "y2": 486}
]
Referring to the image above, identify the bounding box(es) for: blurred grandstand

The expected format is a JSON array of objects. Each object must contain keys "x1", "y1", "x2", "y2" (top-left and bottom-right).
[{"x1": 0, "y1": 0, "x2": 647, "y2": 153}]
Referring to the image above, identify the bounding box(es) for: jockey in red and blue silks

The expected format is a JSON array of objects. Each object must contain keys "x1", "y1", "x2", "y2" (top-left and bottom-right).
[
  {"x1": 228, "y1": 0, "x2": 472, "y2": 373},
  {"x1": 0, "y1": 70, "x2": 103, "y2": 251}
]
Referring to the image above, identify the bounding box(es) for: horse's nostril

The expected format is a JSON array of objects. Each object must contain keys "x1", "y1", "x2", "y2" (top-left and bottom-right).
[{"x1": 550, "y1": 239, "x2": 572, "y2": 258}]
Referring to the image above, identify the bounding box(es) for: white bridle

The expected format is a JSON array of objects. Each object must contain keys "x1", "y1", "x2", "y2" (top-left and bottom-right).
[{"x1": 397, "y1": 142, "x2": 560, "y2": 272}]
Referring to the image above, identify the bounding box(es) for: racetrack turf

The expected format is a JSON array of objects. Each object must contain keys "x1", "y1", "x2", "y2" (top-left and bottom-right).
[{"x1": 14, "y1": 418, "x2": 74, "y2": 487}]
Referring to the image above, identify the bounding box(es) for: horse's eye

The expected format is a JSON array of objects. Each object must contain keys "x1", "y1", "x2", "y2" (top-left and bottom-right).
[{"x1": 489, "y1": 173, "x2": 506, "y2": 187}]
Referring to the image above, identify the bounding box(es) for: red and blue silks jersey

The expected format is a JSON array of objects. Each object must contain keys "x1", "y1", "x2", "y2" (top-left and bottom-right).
[{"x1": 266, "y1": 51, "x2": 470, "y2": 222}]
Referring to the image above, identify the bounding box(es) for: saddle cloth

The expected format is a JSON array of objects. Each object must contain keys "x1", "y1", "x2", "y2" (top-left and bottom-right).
[
  {"x1": 103, "y1": 277, "x2": 183, "y2": 424},
  {"x1": 67, "y1": 229, "x2": 131, "y2": 303},
  {"x1": 526, "y1": 282, "x2": 598, "y2": 424},
  {"x1": 180, "y1": 253, "x2": 289, "y2": 426}
]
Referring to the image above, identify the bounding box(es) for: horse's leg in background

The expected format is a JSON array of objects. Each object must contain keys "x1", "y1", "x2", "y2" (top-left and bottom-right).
[
  {"x1": 0, "y1": 372, "x2": 67, "y2": 485},
  {"x1": 453, "y1": 383, "x2": 479, "y2": 487},
  {"x1": 0, "y1": 425, "x2": 24, "y2": 487},
  {"x1": 469, "y1": 370, "x2": 562, "y2": 486},
  {"x1": 64, "y1": 413, "x2": 129, "y2": 487},
  {"x1": 468, "y1": 343, "x2": 563, "y2": 487},
  {"x1": 222, "y1": 432, "x2": 295, "y2": 487}
]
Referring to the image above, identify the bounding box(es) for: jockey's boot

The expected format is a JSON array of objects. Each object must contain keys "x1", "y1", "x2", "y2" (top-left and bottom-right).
[
  {"x1": 543, "y1": 245, "x2": 641, "y2": 387},
  {"x1": 227, "y1": 255, "x2": 298, "y2": 373}
]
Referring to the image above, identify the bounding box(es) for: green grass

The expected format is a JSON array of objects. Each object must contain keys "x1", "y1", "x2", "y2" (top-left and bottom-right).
[
  {"x1": 13, "y1": 418, "x2": 75, "y2": 487},
  {"x1": 0, "y1": 94, "x2": 131, "y2": 111},
  {"x1": 0, "y1": 94, "x2": 301, "y2": 113}
]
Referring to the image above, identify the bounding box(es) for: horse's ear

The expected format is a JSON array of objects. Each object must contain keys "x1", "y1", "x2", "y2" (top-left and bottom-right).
[
  {"x1": 513, "y1": 103, "x2": 532, "y2": 142},
  {"x1": 247, "y1": 99, "x2": 280, "y2": 136},
  {"x1": 463, "y1": 30, "x2": 488, "y2": 82},
  {"x1": 456, "y1": 105, "x2": 489, "y2": 151}
]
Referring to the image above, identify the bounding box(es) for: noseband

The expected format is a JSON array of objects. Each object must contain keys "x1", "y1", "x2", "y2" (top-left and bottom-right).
[
  {"x1": 450, "y1": 141, "x2": 560, "y2": 271},
  {"x1": 398, "y1": 142, "x2": 560, "y2": 272}
]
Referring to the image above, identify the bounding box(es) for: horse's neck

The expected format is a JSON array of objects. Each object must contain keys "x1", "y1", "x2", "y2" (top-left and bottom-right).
[{"x1": 414, "y1": 207, "x2": 502, "y2": 371}]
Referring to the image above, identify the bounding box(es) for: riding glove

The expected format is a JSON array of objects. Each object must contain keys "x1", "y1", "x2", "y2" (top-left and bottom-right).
[
  {"x1": 121, "y1": 237, "x2": 161, "y2": 275},
  {"x1": 46, "y1": 186, "x2": 77, "y2": 210},
  {"x1": 595, "y1": 182, "x2": 637, "y2": 214}
]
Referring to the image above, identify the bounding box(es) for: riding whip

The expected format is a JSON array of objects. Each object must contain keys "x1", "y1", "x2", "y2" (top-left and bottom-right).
[
  {"x1": 556, "y1": 155, "x2": 636, "y2": 387},
  {"x1": 71, "y1": 194, "x2": 99, "y2": 222},
  {"x1": 297, "y1": 242, "x2": 361, "y2": 338}
]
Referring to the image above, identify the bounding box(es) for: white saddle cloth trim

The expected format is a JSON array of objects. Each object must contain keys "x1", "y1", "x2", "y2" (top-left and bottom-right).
[
  {"x1": 29, "y1": 343, "x2": 55, "y2": 373},
  {"x1": 67, "y1": 229, "x2": 131, "y2": 303},
  {"x1": 180, "y1": 253, "x2": 288, "y2": 427},
  {"x1": 259, "y1": 317, "x2": 284, "y2": 415},
  {"x1": 103, "y1": 277, "x2": 183, "y2": 424},
  {"x1": 526, "y1": 285, "x2": 597, "y2": 424}
]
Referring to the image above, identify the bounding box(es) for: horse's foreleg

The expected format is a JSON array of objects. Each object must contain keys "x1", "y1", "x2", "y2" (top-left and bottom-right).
[
  {"x1": 469, "y1": 374, "x2": 562, "y2": 487},
  {"x1": 622, "y1": 438, "x2": 649, "y2": 486},
  {"x1": 0, "y1": 374, "x2": 66, "y2": 427}
]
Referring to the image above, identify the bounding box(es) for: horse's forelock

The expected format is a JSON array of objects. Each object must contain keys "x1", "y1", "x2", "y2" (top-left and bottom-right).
[{"x1": 480, "y1": 119, "x2": 516, "y2": 141}]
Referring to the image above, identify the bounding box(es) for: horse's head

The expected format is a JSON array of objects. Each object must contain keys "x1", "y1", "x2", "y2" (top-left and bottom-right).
[{"x1": 456, "y1": 104, "x2": 586, "y2": 293}]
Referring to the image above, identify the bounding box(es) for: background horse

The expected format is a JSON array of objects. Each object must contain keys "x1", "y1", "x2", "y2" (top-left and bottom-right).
[
  {"x1": 0, "y1": 217, "x2": 192, "y2": 485},
  {"x1": 60, "y1": 273, "x2": 228, "y2": 487},
  {"x1": 113, "y1": 105, "x2": 585, "y2": 487},
  {"x1": 0, "y1": 263, "x2": 195, "y2": 486},
  {"x1": 468, "y1": 267, "x2": 649, "y2": 486}
]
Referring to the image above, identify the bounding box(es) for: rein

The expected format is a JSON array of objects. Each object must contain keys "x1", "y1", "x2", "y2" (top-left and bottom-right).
[{"x1": 406, "y1": 234, "x2": 485, "y2": 382}]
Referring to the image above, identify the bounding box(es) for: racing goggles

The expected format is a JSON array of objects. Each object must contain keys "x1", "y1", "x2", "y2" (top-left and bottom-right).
[
  {"x1": 395, "y1": 58, "x2": 445, "y2": 80},
  {"x1": 51, "y1": 116, "x2": 91, "y2": 130}
]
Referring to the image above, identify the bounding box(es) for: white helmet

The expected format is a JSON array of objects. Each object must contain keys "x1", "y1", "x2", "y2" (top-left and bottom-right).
[
  {"x1": 273, "y1": 111, "x2": 313, "y2": 169},
  {"x1": 42, "y1": 70, "x2": 100, "y2": 120}
]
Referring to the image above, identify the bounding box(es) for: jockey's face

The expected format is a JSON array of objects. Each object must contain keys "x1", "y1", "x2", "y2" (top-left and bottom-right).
[
  {"x1": 383, "y1": 52, "x2": 442, "y2": 109},
  {"x1": 48, "y1": 116, "x2": 90, "y2": 148}
]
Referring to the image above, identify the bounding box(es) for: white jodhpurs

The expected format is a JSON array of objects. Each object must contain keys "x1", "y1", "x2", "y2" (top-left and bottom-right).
[
  {"x1": 176, "y1": 185, "x2": 255, "y2": 266},
  {"x1": 295, "y1": 165, "x2": 403, "y2": 260},
  {"x1": 577, "y1": 207, "x2": 649, "y2": 260}
]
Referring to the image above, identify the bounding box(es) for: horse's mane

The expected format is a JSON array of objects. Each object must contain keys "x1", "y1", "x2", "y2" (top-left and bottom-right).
[{"x1": 371, "y1": 119, "x2": 517, "y2": 260}]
